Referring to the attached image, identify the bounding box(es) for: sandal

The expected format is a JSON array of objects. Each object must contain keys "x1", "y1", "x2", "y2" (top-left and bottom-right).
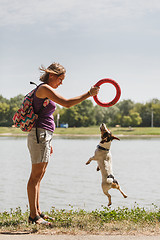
[
  {"x1": 28, "y1": 215, "x2": 52, "y2": 226},
  {"x1": 40, "y1": 213, "x2": 55, "y2": 221}
]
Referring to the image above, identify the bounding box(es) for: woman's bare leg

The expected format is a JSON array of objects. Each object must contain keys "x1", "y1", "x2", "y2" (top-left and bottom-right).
[
  {"x1": 27, "y1": 162, "x2": 48, "y2": 219},
  {"x1": 36, "y1": 163, "x2": 48, "y2": 215}
]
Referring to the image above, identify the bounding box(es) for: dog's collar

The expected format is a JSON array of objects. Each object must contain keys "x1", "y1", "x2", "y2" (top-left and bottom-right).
[{"x1": 97, "y1": 145, "x2": 109, "y2": 151}]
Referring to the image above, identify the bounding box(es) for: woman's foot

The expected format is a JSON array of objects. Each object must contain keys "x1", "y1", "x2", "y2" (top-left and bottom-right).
[
  {"x1": 40, "y1": 213, "x2": 55, "y2": 221},
  {"x1": 28, "y1": 215, "x2": 52, "y2": 226}
]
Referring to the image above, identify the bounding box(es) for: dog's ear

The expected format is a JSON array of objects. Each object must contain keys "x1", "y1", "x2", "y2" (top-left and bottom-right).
[{"x1": 111, "y1": 135, "x2": 120, "y2": 141}]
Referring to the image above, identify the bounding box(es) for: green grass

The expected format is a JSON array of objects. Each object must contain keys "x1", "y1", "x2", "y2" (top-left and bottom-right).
[
  {"x1": 0, "y1": 127, "x2": 27, "y2": 135},
  {"x1": 0, "y1": 205, "x2": 160, "y2": 235},
  {"x1": 111, "y1": 127, "x2": 160, "y2": 136},
  {"x1": 1, "y1": 126, "x2": 160, "y2": 136},
  {"x1": 54, "y1": 126, "x2": 160, "y2": 136}
]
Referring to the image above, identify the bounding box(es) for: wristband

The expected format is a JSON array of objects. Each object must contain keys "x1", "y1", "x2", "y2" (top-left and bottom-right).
[{"x1": 88, "y1": 90, "x2": 92, "y2": 96}]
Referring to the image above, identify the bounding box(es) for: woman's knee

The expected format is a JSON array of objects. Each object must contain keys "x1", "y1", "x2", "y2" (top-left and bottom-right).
[
  {"x1": 29, "y1": 174, "x2": 41, "y2": 185},
  {"x1": 30, "y1": 162, "x2": 48, "y2": 184}
]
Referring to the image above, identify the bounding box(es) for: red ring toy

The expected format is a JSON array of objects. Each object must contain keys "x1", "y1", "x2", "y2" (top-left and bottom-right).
[{"x1": 93, "y1": 78, "x2": 121, "y2": 107}]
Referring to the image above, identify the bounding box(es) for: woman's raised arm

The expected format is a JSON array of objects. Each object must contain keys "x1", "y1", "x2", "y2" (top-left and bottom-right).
[{"x1": 36, "y1": 84, "x2": 99, "y2": 108}]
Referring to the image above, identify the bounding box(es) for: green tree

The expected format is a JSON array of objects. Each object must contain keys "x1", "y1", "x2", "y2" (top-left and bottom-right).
[
  {"x1": 0, "y1": 95, "x2": 9, "y2": 104},
  {"x1": 122, "y1": 116, "x2": 132, "y2": 127},
  {"x1": 117, "y1": 99, "x2": 134, "y2": 116},
  {"x1": 0, "y1": 102, "x2": 10, "y2": 125},
  {"x1": 0, "y1": 94, "x2": 24, "y2": 126},
  {"x1": 59, "y1": 100, "x2": 96, "y2": 127},
  {"x1": 104, "y1": 106, "x2": 121, "y2": 127},
  {"x1": 1, "y1": 93, "x2": 160, "y2": 127},
  {"x1": 94, "y1": 105, "x2": 107, "y2": 125},
  {"x1": 130, "y1": 111, "x2": 142, "y2": 126},
  {"x1": 8, "y1": 95, "x2": 24, "y2": 126},
  {"x1": 151, "y1": 103, "x2": 160, "y2": 127},
  {"x1": 60, "y1": 107, "x2": 79, "y2": 127},
  {"x1": 138, "y1": 103, "x2": 153, "y2": 127},
  {"x1": 10, "y1": 94, "x2": 24, "y2": 107}
]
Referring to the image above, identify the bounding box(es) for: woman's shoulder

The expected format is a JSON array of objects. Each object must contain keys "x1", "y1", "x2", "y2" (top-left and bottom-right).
[
  {"x1": 37, "y1": 83, "x2": 48, "y2": 90},
  {"x1": 36, "y1": 84, "x2": 53, "y2": 98}
]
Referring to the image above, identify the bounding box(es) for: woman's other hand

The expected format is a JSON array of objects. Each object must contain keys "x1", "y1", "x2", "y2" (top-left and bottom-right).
[{"x1": 50, "y1": 146, "x2": 53, "y2": 156}]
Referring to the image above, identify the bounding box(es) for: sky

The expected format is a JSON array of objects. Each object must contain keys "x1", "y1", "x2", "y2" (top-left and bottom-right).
[{"x1": 1, "y1": 0, "x2": 160, "y2": 104}]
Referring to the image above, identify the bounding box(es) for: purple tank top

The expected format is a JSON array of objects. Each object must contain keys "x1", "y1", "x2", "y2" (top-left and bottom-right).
[{"x1": 33, "y1": 86, "x2": 56, "y2": 132}]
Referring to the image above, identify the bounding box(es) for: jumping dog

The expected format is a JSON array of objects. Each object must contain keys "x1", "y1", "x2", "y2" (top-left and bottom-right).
[{"x1": 86, "y1": 123, "x2": 127, "y2": 206}]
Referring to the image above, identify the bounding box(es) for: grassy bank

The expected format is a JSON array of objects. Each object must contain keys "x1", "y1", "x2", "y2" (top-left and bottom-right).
[
  {"x1": 0, "y1": 126, "x2": 160, "y2": 137},
  {"x1": 54, "y1": 126, "x2": 160, "y2": 136},
  {"x1": 0, "y1": 205, "x2": 160, "y2": 235}
]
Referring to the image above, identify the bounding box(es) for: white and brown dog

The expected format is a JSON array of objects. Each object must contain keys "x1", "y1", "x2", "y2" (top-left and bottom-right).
[{"x1": 86, "y1": 123, "x2": 127, "y2": 206}]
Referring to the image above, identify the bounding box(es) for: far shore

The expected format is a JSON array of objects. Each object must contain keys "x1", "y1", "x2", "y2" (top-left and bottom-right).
[
  {"x1": 1, "y1": 133, "x2": 160, "y2": 138},
  {"x1": 1, "y1": 126, "x2": 160, "y2": 138}
]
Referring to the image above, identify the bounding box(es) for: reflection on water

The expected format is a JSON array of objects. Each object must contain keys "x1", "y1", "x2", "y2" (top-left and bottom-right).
[{"x1": 0, "y1": 136, "x2": 160, "y2": 212}]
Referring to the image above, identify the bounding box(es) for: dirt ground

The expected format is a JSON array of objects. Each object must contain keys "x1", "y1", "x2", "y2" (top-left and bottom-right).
[{"x1": 1, "y1": 234, "x2": 160, "y2": 240}]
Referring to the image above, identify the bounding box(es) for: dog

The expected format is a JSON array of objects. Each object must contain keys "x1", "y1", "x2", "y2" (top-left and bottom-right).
[{"x1": 86, "y1": 123, "x2": 127, "y2": 206}]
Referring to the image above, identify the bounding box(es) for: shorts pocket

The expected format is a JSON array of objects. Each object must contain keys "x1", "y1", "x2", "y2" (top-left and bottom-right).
[{"x1": 38, "y1": 130, "x2": 47, "y2": 144}]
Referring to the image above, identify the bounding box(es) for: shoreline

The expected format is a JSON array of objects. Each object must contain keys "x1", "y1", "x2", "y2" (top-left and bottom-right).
[
  {"x1": 1, "y1": 127, "x2": 160, "y2": 138},
  {"x1": 1, "y1": 133, "x2": 160, "y2": 138},
  {"x1": 1, "y1": 205, "x2": 160, "y2": 237}
]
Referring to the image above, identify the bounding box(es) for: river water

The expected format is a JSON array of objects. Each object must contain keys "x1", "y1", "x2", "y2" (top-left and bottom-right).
[{"x1": 0, "y1": 136, "x2": 160, "y2": 212}]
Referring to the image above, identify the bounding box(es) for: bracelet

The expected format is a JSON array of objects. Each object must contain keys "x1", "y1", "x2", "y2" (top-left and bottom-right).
[{"x1": 88, "y1": 90, "x2": 92, "y2": 96}]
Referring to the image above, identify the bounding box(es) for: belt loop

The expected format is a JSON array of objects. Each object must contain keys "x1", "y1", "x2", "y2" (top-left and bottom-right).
[{"x1": 36, "y1": 128, "x2": 39, "y2": 144}]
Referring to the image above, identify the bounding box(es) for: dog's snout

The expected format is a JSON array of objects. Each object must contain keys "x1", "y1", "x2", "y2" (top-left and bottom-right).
[
  {"x1": 100, "y1": 123, "x2": 107, "y2": 131},
  {"x1": 100, "y1": 123, "x2": 111, "y2": 134}
]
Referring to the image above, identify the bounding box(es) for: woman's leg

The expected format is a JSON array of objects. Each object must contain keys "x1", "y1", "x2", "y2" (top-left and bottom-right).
[
  {"x1": 36, "y1": 163, "x2": 48, "y2": 215},
  {"x1": 27, "y1": 162, "x2": 48, "y2": 219}
]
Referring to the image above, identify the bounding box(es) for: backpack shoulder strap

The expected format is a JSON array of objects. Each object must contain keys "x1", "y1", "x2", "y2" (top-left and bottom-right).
[{"x1": 30, "y1": 81, "x2": 38, "y2": 87}]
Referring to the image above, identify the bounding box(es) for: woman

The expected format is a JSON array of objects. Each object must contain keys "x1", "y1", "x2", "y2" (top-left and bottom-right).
[{"x1": 27, "y1": 62, "x2": 99, "y2": 225}]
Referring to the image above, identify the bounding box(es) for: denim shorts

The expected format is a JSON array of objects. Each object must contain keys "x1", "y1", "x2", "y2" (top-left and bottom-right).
[{"x1": 27, "y1": 128, "x2": 53, "y2": 164}]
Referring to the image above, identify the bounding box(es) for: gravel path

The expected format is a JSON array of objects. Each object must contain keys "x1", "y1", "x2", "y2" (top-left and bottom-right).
[{"x1": 0, "y1": 234, "x2": 160, "y2": 240}]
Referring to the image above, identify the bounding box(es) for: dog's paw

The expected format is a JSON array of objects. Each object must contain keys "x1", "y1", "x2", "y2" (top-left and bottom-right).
[
  {"x1": 108, "y1": 202, "x2": 112, "y2": 207},
  {"x1": 97, "y1": 166, "x2": 100, "y2": 171}
]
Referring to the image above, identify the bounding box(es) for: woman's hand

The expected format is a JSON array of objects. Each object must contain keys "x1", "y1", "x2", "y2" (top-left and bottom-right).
[
  {"x1": 88, "y1": 86, "x2": 100, "y2": 96},
  {"x1": 50, "y1": 146, "x2": 53, "y2": 156}
]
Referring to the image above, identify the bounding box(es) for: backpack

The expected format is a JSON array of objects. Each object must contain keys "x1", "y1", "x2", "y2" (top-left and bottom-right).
[{"x1": 12, "y1": 82, "x2": 49, "y2": 132}]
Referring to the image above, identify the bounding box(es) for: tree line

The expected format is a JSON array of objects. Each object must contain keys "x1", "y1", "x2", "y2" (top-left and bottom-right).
[{"x1": 0, "y1": 94, "x2": 160, "y2": 127}]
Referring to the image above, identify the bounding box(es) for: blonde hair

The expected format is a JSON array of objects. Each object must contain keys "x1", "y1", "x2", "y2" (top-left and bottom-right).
[{"x1": 39, "y1": 62, "x2": 66, "y2": 83}]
